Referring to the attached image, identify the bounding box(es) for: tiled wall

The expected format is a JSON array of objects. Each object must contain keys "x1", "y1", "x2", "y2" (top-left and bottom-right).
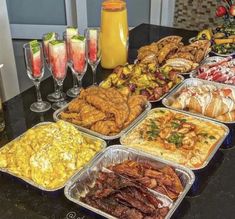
[{"x1": 174, "y1": 0, "x2": 223, "y2": 30}]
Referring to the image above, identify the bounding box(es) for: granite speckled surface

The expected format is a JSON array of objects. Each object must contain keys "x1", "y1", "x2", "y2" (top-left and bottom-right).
[{"x1": 0, "y1": 24, "x2": 234, "y2": 219}]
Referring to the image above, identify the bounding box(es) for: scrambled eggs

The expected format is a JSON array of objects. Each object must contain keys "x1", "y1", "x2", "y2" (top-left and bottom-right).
[{"x1": 0, "y1": 121, "x2": 103, "y2": 189}]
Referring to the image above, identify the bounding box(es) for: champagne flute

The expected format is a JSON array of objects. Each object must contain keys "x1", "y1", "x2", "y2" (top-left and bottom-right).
[
  {"x1": 85, "y1": 28, "x2": 101, "y2": 85},
  {"x1": 42, "y1": 32, "x2": 66, "y2": 102},
  {"x1": 48, "y1": 40, "x2": 68, "y2": 110},
  {"x1": 63, "y1": 27, "x2": 79, "y2": 97},
  {"x1": 70, "y1": 35, "x2": 87, "y2": 94},
  {"x1": 23, "y1": 41, "x2": 51, "y2": 112}
]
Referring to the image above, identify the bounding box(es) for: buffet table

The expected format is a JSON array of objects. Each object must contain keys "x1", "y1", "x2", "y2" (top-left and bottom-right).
[{"x1": 0, "y1": 24, "x2": 235, "y2": 219}]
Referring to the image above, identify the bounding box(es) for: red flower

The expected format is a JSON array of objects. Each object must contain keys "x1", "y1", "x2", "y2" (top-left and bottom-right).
[{"x1": 216, "y1": 6, "x2": 227, "y2": 17}]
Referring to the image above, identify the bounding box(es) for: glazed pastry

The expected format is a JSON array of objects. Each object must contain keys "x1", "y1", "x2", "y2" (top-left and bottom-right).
[{"x1": 171, "y1": 84, "x2": 235, "y2": 121}]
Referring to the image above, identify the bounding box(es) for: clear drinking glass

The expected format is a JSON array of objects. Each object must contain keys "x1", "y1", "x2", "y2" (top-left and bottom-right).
[
  {"x1": 48, "y1": 40, "x2": 68, "y2": 110},
  {"x1": 69, "y1": 35, "x2": 88, "y2": 94},
  {"x1": 63, "y1": 29, "x2": 80, "y2": 97},
  {"x1": 85, "y1": 28, "x2": 101, "y2": 85},
  {"x1": 23, "y1": 42, "x2": 51, "y2": 113},
  {"x1": 42, "y1": 32, "x2": 66, "y2": 102}
]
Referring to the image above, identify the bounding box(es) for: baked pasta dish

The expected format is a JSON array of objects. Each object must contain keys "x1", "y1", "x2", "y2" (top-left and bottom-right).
[
  {"x1": 0, "y1": 121, "x2": 103, "y2": 190},
  {"x1": 121, "y1": 108, "x2": 227, "y2": 169}
]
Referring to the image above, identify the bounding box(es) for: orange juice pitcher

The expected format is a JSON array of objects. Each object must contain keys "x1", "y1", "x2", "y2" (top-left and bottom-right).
[{"x1": 101, "y1": 0, "x2": 128, "y2": 69}]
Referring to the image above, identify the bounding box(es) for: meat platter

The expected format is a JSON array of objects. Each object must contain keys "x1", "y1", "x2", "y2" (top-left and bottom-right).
[{"x1": 64, "y1": 145, "x2": 195, "y2": 219}]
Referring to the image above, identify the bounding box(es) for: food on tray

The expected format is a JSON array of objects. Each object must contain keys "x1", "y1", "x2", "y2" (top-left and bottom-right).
[
  {"x1": 171, "y1": 84, "x2": 235, "y2": 122},
  {"x1": 121, "y1": 109, "x2": 227, "y2": 168},
  {"x1": 60, "y1": 86, "x2": 147, "y2": 135},
  {"x1": 137, "y1": 36, "x2": 182, "y2": 65},
  {"x1": 109, "y1": 160, "x2": 183, "y2": 200},
  {"x1": 196, "y1": 29, "x2": 213, "y2": 41},
  {"x1": 196, "y1": 56, "x2": 235, "y2": 85},
  {"x1": 195, "y1": 24, "x2": 235, "y2": 55},
  {"x1": 100, "y1": 63, "x2": 182, "y2": 101},
  {"x1": 81, "y1": 170, "x2": 169, "y2": 219},
  {"x1": 137, "y1": 35, "x2": 210, "y2": 73},
  {"x1": 0, "y1": 121, "x2": 103, "y2": 189}
]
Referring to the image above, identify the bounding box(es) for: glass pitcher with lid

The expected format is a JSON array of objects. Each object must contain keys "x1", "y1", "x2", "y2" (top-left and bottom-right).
[
  {"x1": 0, "y1": 64, "x2": 5, "y2": 132},
  {"x1": 100, "y1": 0, "x2": 129, "y2": 69}
]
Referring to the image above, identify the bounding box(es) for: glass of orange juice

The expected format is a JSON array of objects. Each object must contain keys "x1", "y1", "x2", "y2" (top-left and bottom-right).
[{"x1": 101, "y1": 0, "x2": 129, "y2": 69}]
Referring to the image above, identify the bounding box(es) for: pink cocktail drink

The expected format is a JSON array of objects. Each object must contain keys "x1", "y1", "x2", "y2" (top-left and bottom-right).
[
  {"x1": 29, "y1": 40, "x2": 42, "y2": 78},
  {"x1": 88, "y1": 30, "x2": 98, "y2": 63},
  {"x1": 42, "y1": 32, "x2": 58, "y2": 61},
  {"x1": 70, "y1": 36, "x2": 86, "y2": 73},
  {"x1": 49, "y1": 40, "x2": 67, "y2": 80},
  {"x1": 65, "y1": 27, "x2": 78, "y2": 61}
]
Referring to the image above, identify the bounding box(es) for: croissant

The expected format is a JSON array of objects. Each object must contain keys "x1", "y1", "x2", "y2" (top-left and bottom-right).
[
  {"x1": 188, "y1": 95, "x2": 235, "y2": 118},
  {"x1": 216, "y1": 111, "x2": 235, "y2": 122},
  {"x1": 172, "y1": 93, "x2": 235, "y2": 118}
]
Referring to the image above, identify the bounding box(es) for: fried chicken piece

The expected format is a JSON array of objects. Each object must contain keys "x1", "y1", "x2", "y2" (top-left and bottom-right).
[
  {"x1": 60, "y1": 112, "x2": 80, "y2": 121},
  {"x1": 68, "y1": 98, "x2": 86, "y2": 112},
  {"x1": 124, "y1": 95, "x2": 147, "y2": 127},
  {"x1": 105, "y1": 87, "x2": 127, "y2": 104},
  {"x1": 85, "y1": 95, "x2": 129, "y2": 128},
  {"x1": 79, "y1": 104, "x2": 106, "y2": 127},
  {"x1": 91, "y1": 120, "x2": 120, "y2": 135}
]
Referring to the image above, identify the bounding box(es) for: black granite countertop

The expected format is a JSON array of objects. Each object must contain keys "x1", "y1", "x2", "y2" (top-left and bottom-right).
[{"x1": 0, "y1": 24, "x2": 234, "y2": 219}]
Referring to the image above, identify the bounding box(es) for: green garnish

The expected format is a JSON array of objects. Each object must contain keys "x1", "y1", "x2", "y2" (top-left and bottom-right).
[
  {"x1": 209, "y1": 135, "x2": 216, "y2": 140},
  {"x1": 159, "y1": 110, "x2": 165, "y2": 113},
  {"x1": 177, "y1": 118, "x2": 187, "y2": 123},
  {"x1": 29, "y1": 40, "x2": 40, "y2": 54},
  {"x1": 71, "y1": 35, "x2": 85, "y2": 41},
  {"x1": 49, "y1": 40, "x2": 63, "y2": 46},
  {"x1": 167, "y1": 133, "x2": 183, "y2": 148},
  {"x1": 150, "y1": 120, "x2": 158, "y2": 129},
  {"x1": 146, "y1": 119, "x2": 159, "y2": 139},
  {"x1": 44, "y1": 32, "x2": 55, "y2": 41},
  {"x1": 171, "y1": 121, "x2": 180, "y2": 129}
]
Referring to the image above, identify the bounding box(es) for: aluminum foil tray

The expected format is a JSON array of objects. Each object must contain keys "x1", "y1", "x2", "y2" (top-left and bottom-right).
[
  {"x1": 0, "y1": 122, "x2": 106, "y2": 192},
  {"x1": 190, "y1": 56, "x2": 234, "y2": 86},
  {"x1": 53, "y1": 101, "x2": 152, "y2": 140},
  {"x1": 120, "y1": 108, "x2": 229, "y2": 170},
  {"x1": 162, "y1": 78, "x2": 235, "y2": 124},
  {"x1": 64, "y1": 145, "x2": 195, "y2": 219}
]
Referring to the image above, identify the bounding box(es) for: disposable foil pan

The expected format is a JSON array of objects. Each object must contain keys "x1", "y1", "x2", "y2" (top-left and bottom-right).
[
  {"x1": 120, "y1": 108, "x2": 229, "y2": 171},
  {"x1": 162, "y1": 78, "x2": 235, "y2": 124},
  {"x1": 64, "y1": 145, "x2": 195, "y2": 219},
  {"x1": 53, "y1": 101, "x2": 152, "y2": 140},
  {"x1": 0, "y1": 122, "x2": 106, "y2": 192}
]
